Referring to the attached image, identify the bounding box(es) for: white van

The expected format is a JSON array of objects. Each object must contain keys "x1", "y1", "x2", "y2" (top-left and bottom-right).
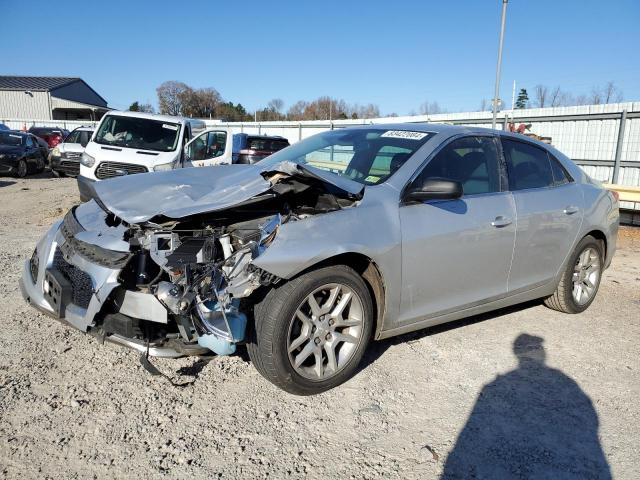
[{"x1": 78, "y1": 111, "x2": 206, "y2": 201}]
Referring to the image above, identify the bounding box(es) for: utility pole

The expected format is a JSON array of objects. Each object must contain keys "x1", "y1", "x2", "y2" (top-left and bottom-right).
[
  {"x1": 511, "y1": 80, "x2": 516, "y2": 110},
  {"x1": 491, "y1": 0, "x2": 509, "y2": 130}
]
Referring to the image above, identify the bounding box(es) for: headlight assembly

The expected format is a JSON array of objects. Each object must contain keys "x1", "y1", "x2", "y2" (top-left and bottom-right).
[
  {"x1": 81, "y1": 152, "x2": 95, "y2": 167},
  {"x1": 153, "y1": 162, "x2": 174, "y2": 172}
]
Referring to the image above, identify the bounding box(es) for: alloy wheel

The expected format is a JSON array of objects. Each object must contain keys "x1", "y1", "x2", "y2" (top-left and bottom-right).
[
  {"x1": 572, "y1": 247, "x2": 601, "y2": 305},
  {"x1": 287, "y1": 283, "x2": 365, "y2": 380}
]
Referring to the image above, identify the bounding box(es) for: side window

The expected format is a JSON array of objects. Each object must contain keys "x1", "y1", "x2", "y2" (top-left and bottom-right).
[
  {"x1": 413, "y1": 136, "x2": 501, "y2": 195},
  {"x1": 549, "y1": 154, "x2": 572, "y2": 186},
  {"x1": 26, "y1": 136, "x2": 34, "y2": 147},
  {"x1": 502, "y1": 139, "x2": 554, "y2": 190},
  {"x1": 186, "y1": 132, "x2": 208, "y2": 160},
  {"x1": 206, "y1": 131, "x2": 227, "y2": 158}
]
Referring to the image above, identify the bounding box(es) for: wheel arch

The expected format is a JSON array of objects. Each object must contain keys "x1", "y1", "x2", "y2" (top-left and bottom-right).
[
  {"x1": 292, "y1": 252, "x2": 387, "y2": 340},
  {"x1": 583, "y1": 229, "x2": 607, "y2": 260}
]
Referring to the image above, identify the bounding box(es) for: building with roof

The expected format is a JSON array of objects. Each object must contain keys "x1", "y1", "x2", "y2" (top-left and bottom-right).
[{"x1": 0, "y1": 76, "x2": 109, "y2": 121}]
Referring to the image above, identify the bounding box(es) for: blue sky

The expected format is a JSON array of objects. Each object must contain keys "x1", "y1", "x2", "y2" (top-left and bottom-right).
[{"x1": 2, "y1": 0, "x2": 639, "y2": 115}]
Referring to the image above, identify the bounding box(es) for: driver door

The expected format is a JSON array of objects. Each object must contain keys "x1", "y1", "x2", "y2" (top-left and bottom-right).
[
  {"x1": 184, "y1": 130, "x2": 229, "y2": 167},
  {"x1": 398, "y1": 135, "x2": 516, "y2": 326}
]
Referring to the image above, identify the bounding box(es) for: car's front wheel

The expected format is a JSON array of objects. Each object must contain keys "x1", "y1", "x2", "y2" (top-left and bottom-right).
[
  {"x1": 247, "y1": 265, "x2": 373, "y2": 395},
  {"x1": 544, "y1": 235, "x2": 604, "y2": 313}
]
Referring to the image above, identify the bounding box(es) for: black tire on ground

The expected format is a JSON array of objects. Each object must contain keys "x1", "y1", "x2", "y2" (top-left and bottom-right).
[
  {"x1": 15, "y1": 159, "x2": 28, "y2": 178},
  {"x1": 544, "y1": 235, "x2": 604, "y2": 314},
  {"x1": 36, "y1": 157, "x2": 45, "y2": 173},
  {"x1": 246, "y1": 265, "x2": 374, "y2": 395}
]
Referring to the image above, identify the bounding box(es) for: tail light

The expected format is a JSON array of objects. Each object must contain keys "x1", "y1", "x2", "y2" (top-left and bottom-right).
[{"x1": 50, "y1": 135, "x2": 62, "y2": 147}]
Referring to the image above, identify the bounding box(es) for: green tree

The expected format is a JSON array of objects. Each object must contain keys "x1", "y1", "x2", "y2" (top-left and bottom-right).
[{"x1": 515, "y1": 88, "x2": 529, "y2": 109}]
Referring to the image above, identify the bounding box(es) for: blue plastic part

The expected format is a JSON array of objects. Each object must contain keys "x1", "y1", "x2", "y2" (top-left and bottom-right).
[{"x1": 196, "y1": 305, "x2": 247, "y2": 356}]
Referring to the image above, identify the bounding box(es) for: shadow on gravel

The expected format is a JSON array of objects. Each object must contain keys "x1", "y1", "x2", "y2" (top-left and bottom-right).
[
  {"x1": 360, "y1": 300, "x2": 542, "y2": 372},
  {"x1": 440, "y1": 334, "x2": 611, "y2": 479},
  {"x1": 0, "y1": 180, "x2": 16, "y2": 187}
]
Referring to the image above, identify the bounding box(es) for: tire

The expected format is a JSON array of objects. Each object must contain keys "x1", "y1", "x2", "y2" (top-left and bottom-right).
[
  {"x1": 36, "y1": 157, "x2": 45, "y2": 173},
  {"x1": 544, "y1": 235, "x2": 604, "y2": 313},
  {"x1": 247, "y1": 265, "x2": 373, "y2": 395},
  {"x1": 15, "y1": 159, "x2": 28, "y2": 178}
]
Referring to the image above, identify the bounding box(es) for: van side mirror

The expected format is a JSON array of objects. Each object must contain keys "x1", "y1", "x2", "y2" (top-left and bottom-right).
[{"x1": 403, "y1": 177, "x2": 463, "y2": 203}]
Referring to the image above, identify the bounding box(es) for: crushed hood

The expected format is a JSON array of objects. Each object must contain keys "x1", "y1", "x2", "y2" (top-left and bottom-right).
[{"x1": 92, "y1": 161, "x2": 364, "y2": 224}]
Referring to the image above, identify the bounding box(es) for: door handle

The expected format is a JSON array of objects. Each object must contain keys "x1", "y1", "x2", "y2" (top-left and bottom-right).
[
  {"x1": 491, "y1": 216, "x2": 512, "y2": 228},
  {"x1": 564, "y1": 205, "x2": 579, "y2": 215}
]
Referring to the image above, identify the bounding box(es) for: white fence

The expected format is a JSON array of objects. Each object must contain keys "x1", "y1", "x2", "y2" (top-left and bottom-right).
[{"x1": 5, "y1": 102, "x2": 640, "y2": 194}]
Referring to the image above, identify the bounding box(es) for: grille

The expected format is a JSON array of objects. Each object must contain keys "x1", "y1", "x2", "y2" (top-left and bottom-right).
[
  {"x1": 65, "y1": 152, "x2": 82, "y2": 160},
  {"x1": 95, "y1": 162, "x2": 148, "y2": 180},
  {"x1": 53, "y1": 249, "x2": 93, "y2": 309},
  {"x1": 59, "y1": 161, "x2": 80, "y2": 176}
]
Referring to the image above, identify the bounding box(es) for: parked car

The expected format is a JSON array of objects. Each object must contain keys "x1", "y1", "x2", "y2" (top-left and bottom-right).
[
  {"x1": 49, "y1": 127, "x2": 94, "y2": 177},
  {"x1": 234, "y1": 134, "x2": 290, "y2": 164},
  {"x1": 183, "y1": 130, "x2": 289, "y2": 167},
  {"x1": 77, "y1": 111, "x2": 206, "y2": 201},
  {"x1": 20, "y1": 124, "x2": 618, "y2": 395},
  {"x1": 28, "y1": 126, "x2": 70, "y2": 149},
  {"x1": 0, "y1": 131, "x2": 46, "y2": 177},
  {"x1": 29, "y1": 134, "x2": 50, "y2": 163},
  {"x1": 0, "y1": 123, "x2": 10, "y2": 131}
]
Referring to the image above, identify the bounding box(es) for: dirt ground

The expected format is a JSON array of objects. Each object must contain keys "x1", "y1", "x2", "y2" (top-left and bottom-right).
[{"x1": 1, "y1": 173, "x2": 639, "y2": 479}]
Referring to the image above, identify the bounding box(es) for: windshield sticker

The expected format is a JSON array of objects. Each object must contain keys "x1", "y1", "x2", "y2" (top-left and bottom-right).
[
  {"x1": 162, "y1": 124, "x2": 179, "y2": 131},
  {"x1": 381, "y1": 130, "x2": 429, "y2": 140}
]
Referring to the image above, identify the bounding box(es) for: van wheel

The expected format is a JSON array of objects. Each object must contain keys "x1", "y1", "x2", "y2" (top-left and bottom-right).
[
  {"x1": 247, "y1": 265, "x2": 373, "y2": 395},
  {"x1": 544, "y1": 235, "x2": 603, "y2": 313}
]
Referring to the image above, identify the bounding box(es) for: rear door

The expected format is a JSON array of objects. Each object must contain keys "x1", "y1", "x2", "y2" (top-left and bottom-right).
[
  {"x1": 398, "y1": 135, "x2": 516, "y2": 325},
  {"x1": 501, "y1": 138, "x2": 583, "y2": 292}
]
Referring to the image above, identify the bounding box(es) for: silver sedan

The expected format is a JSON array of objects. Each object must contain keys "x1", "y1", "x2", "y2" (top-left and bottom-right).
[{"x1": 20, "y1": 124, "x2": 619, "y2": 395}]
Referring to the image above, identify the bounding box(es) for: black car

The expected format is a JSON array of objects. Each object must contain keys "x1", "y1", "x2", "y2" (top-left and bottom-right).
[
  {"x1": 0, "y1": 123, "x2": 10, "y2": 131},
  {"x1": 29, "y1": 133, "x2": 50, "y2": 162},
  {"x1": 0, "y1": 131, "x2": 46, "y2": 177},
  {"x1": 233, "y1": 134, "x2": 290, "y2": 164}
]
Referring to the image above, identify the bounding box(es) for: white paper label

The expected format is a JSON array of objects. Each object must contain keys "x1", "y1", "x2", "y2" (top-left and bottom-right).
[
  {"x1": 162, "y1": 124, "x2": 179, "y2": 131},
  {"x1": 380, "y1": 130, "x2": 428, "y2": 140}
]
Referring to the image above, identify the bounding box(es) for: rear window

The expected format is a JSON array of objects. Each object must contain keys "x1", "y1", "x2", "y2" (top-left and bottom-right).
[
  {"x1": 502, "y1": 139, "x2": 554, "y2": 190},
  {"x1": 246, "y1": 137, "x2": 289, "y2": 152},
  {"x1": 0, "y1": 132, "x2": 24, "y2": 146}
]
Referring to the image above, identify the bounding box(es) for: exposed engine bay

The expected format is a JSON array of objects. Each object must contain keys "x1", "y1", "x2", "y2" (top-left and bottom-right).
[{"x1": 33, "y1": 165, "x2": 362, "y2": 359}]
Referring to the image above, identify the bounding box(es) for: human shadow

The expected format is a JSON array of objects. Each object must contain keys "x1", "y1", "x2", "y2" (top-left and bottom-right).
[{"x1": 440, "y1": 334, "x2": 611, "y2": 479}]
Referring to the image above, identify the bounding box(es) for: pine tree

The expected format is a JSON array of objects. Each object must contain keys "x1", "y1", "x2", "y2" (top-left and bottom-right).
[{"x1": 515, "y1": 88, "x2": 529, "y2": 109}]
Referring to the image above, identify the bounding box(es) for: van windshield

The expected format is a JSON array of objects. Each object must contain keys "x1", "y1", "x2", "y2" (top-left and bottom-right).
[{"x1": 94, "y1": 115, "x2": 181, "y2": 152}]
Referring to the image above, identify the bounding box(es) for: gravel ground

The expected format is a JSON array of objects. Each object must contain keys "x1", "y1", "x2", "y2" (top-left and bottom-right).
[{"x1": 1, "y1": 173, "x2": 639, "y2": 479}]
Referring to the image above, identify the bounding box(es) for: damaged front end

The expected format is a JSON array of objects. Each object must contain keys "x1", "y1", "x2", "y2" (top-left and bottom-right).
[{"x1": 20, "y1": 162, "x2": 362, "y2": 358}]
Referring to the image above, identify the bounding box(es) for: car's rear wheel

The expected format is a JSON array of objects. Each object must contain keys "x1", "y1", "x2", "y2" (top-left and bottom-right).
[
  {"x1": 247, "y1": 265, "x2": 373, "y2": 395},
  {"x1": 544, "y1": 235, "x2": 603, "y2": 313},
  {"x1": 15, "y1": 159, "x2": 28, "y2": 178}
]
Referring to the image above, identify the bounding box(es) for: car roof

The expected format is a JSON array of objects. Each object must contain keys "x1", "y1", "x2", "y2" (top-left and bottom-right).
[
  {"x1": 1, "y1": 130, "x2": 27, "y2": 137},
  {"x1": 72, "y1": 127, "x2": 95, "y2": 132}
]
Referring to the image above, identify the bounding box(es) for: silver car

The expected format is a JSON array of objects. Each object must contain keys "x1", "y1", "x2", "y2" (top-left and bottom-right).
[{"x1": 20, "y1": 124, "x2": 619, "y2": 395}]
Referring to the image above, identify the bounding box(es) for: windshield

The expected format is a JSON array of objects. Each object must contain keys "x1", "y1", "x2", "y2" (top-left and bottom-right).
[
  {"x1": 259, "y1": 128, "x2": 435, "y2": 185},
  {"x1": 0, "y1": 132, "x2": 24, "y2": 146},
  {"x1": 94, "y1": 115, "x2": 181, "y2": 152}
]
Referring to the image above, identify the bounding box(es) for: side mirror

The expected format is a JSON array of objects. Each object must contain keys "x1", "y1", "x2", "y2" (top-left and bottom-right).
[{"x1": 403, "y1": 177, "x2": 463, "y2": 203}]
